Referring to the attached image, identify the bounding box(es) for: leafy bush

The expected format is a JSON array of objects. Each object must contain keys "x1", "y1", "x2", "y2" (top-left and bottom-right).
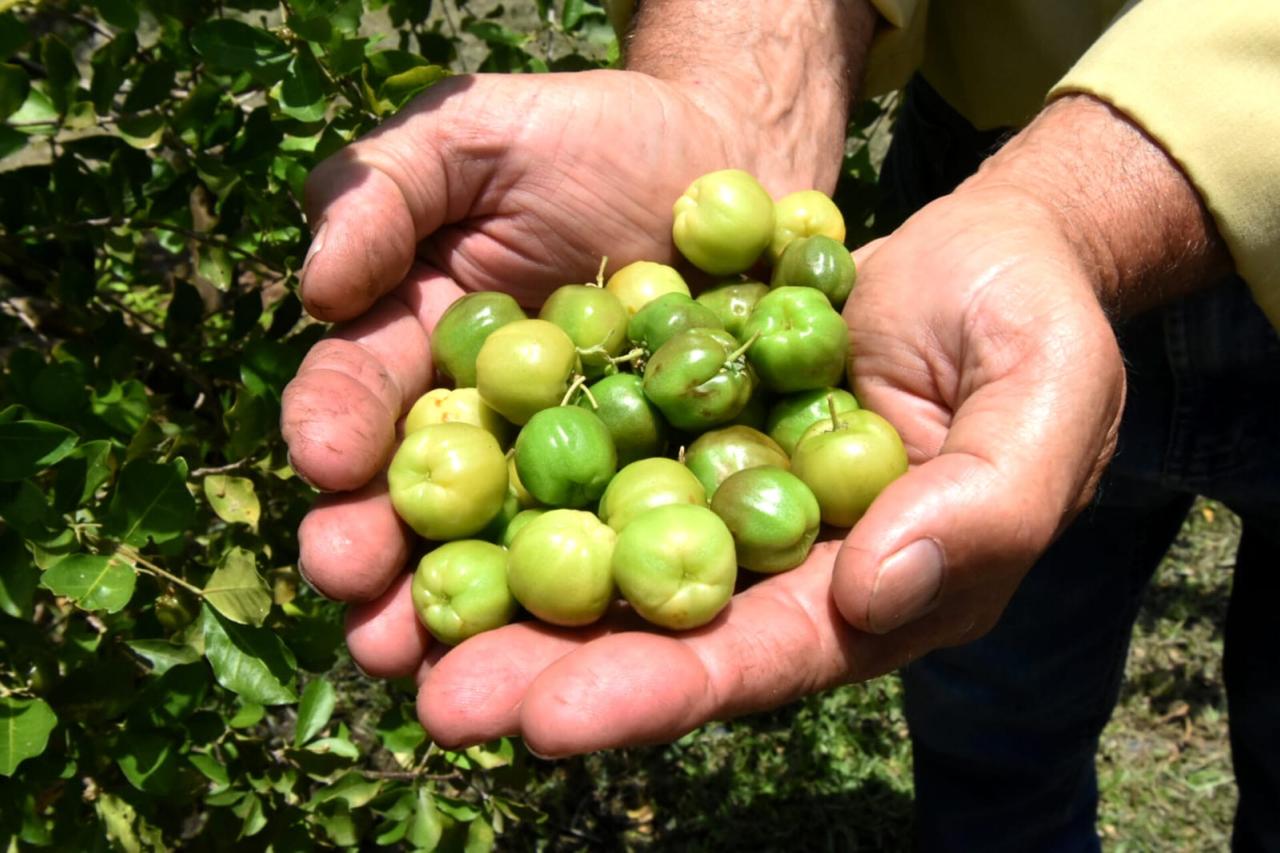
[{"x1": 0, "y1": 1, "x2": 888, "y2": 848}]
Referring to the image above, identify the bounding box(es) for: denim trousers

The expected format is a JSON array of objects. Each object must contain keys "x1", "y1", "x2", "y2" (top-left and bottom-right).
[{"x1": 880, "y1": 77, "x2": 1280, "y2": 852}]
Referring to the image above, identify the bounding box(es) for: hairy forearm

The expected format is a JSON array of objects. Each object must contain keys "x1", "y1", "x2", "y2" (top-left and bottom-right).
[
  {"x1": 625, "y1": 0, "x2": 878, "y2": 192},
  {"x1": 965, "y1": 94, "x2": 1233, "y2": 316}
]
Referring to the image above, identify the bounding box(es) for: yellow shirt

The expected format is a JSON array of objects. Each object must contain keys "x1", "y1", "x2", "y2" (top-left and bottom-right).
[{"x1": 606, "y1": 0, "x2": 1280, "y2": 329}]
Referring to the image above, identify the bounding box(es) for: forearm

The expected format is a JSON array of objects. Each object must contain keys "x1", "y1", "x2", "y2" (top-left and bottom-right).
[
  {"x1": 963, "y1": 94, "x2": 1233, "y2": 317},
  {"x1": 625, "y1": 0, "x2": 879, "y2": 192}
]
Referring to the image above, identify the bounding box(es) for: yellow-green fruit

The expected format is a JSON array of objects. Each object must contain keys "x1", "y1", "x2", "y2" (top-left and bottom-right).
[
  {"x1": 672, "y1": 169, "x2": 775, "y2": 275},
  {"x1": 388, "y1": 423, "x2": 509, "y2": 540},
  {"x1": 768, "y1": 189, "x2": 846, "y2": 264},
  {"x1": 506, "y1": 510, "x2": 617, "y2": 626},
  {"x1": 791, "y1": 409, "x2": 909, "y2": 527},
  {"x1": 605, "y1": 261, "x2": 690, "y2": 316},
  {"x1": 597, "y1": 458, "x2": 707, "y2": 532},
  {"x1": 411, "y1": 540, "x2": 516, "y2": 645},
  {"x1": 710, "y1": 466, "x2": 820, "y2": 573},
  {"x1": 403, "y1": 387, "x2": 513, "y2": 448}
]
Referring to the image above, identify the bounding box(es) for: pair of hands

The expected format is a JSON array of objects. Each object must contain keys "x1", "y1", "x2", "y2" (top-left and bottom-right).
[{"x1": 281, "y1": 70, "x2": 1127, "y2": 756}]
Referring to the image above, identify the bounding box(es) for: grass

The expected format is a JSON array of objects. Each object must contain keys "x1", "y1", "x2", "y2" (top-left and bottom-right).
[{"x1": 516, "y1": 498, "x2": 1240, "y2": 851}]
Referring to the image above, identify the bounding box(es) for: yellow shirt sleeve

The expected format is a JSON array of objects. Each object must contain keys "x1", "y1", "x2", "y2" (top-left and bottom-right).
[{"x1": 1050, "y1": 0, "x2": 1280, "y2": 328}]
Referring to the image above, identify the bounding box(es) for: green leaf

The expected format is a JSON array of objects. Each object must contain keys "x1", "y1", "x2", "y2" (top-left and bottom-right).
[
  {"x1": 0, "y1": 697, "x2": 57, "y2": 777},
  {"x1": 378, "y1": 65, "x2": 448, "y2": 111},
  {"x1": 279, "y1": 45, "x2": 326, "y2": 122},
  {"x1": 0, "y1": 13, "x2": 30, "y2": 62},
  {"x1": 0, "y1": 63, "x2": 28, "y2": 123},
  {"x1": 294, "y1": 678, "x2": 335, "y2": 746},
  {"x1": 200, "y1": 605, "x2": 298, "y2": 705},
  {"x1": 464, "y1": 20, "x2": 530, "y2": 47},
  {"x1": 8, "y1": 84, "x2": 56, "y2": 126},
  {"x1": 464, "y1": 737, "x2": 515, "y2": 770},
  {"x1": 191, "y1": 20, "x2": 291, "y2": 78},
  {"x1": 0, "y1": 125, "x2": 24, "y2": 160},
  {"x1": 203, "y1": 475, "x2": 260, "y2": 529},
  {"x1": 407, "y1": 786, "x2": 445, "y2": 850},
  {"x1": 228, "y1": 700, "x2": 265, "y2": 728},
  {"x1": 41, "y1": 553, "x2": 136, "y2": 613},
  {"x1": 115, "y1": 730, "x2": 179, "y2": 793},
  {"x1": 561, "y1": 0, "x2": 587, "y2": 30},
  {"x1": 96, "y1": 792, "x2": 164, "y2": 853},
  {"x1": 196, "y1": 245, "x2": 234, "y2": 291},
  {"x1": 95, "y1": 0, "x2": 140, "y2": 31},
  {"x1": 116, "y1": 112, "x2": 166, "y2": 149},
  {"x1": 376, "y1": 702, "x2": 426, "y2": 755},
  {"x1": 90, "y1": 33, "x2": 138, "y2": 114},
  {"x1": 122, "y1": 60, "x2": 176, "y2": 114},
  {"x1": 202, "y1": 547, "x2": 271, "y2": 626},
  {"x1": 189, "y1": 752, "x2": 230, "y2": 785},
  {"x1": 465, "y1": 817, "x2": 496, "y2": 853},
  {"x1": 105, "y1": 459, "x2": 196, "y2": 547},
  {"x1": 92, "y1": 379, "x2": 151, "y2": 436},
  {"x1": 41, "y1": 36, "x2": 79, "y2": 115},
  {"x1": 0, "y1": 420, "x2": 78, "y2": 481},
  {"x1": 306, "y1": 772, "x2": 381, "y2": 808},
  {"x1": 127, "y1": 639, "x2": 201, "y2": 674},
  {"x1": 0, "y1": 526, "x2": 38, "y2": 619},
  {"x1": 304, "y1": 735, "x2": 358, "y2": 759}
]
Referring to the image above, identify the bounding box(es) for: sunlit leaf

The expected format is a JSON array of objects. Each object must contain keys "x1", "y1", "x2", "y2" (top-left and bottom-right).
[
  {"x1": 127, "y1": 639, "x2": 201, "y2": 674},
  {"x1": 41, "y1": 553, "x2": 136, "y2": 613},
  {"x1": 105, "y1": 459, "x2": 195, "y2": 546},
  {"x1": 0, "y1": 697, "x2": 57, "y2": 777},
  {"x1": 294, "y1": 678, "x2": 335, "y2": 746},
  {"x1": 203, "y1": 475, "x2": 260, "y2": 529},
  {"x1": 200, "y1": 605, "x2": 297, "y2": 705}
]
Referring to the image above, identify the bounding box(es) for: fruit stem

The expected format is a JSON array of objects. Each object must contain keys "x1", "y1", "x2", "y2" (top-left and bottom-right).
[
  {"x1": 725, "y1": 331, "x2": 760, "y2": 367},
  {"x1": 561, "y1": 374, "x2": 587, "y2": 407},
  {"x1": 592, "y1": 256, "x2": 609, "y2": 288},
  {"x1": 608, "y1": 347, "x2": 646, "y2": 366},
  {"x1": 580, "y1": 383, "x2": 599, "y2": 409},
  {"x1": 827, "y1": 393, "x2": 839, "y2": 427},
  {"x1": 677, "y1": 444, "x2": 686, "y2": 464}
]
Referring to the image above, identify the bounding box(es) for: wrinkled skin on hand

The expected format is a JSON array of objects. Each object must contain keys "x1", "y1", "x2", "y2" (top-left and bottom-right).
[{"x1": 283, "y1": 72, "x2": 1127, "y2": 758}]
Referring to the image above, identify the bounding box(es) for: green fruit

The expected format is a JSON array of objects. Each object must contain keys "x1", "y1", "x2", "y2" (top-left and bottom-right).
[
  {"x1": 514, "y1": 406, "x2": 617, "y2": 508},
  {"x1": 684, "y1": 425, "x2": 789, "y2": 498},
  {"x1": 771, "y1": 235, "x2": 856, "y2": 307},
  {"x1": 710, "y1": 467, "x2": 820, "y2": 573},
  {"x1": 791, "y1": 409, "x2": 909, "y2": 527},
  {"x1": 476, "y1": 488, "x2": 521, "y2": 544},
  {"x1": 605, "y1": 261, "x2": 690, "y2": 316},
  {"x1": 411, "y1": 540, "x2": 516, "y2": 645},
  {"x1": 578, "y1": 373, "x2": 668, "y2": 467},
  {"x1": 768, "y1": 189, "x2": 846, "y2": 264},
  {"x1": 627, "y1": 292, "x2": 724, "y2": 356},
  {"x1": 597, "y1": 458, "x2": 707, "y2": 532},
  {"x1": 476, "y1": 319, "x2": 581, "y2": 425},
  {"x1": 431, "y1": 292, "x2": 527, "y2": 387},
  {"x1": 403, "y1": 387, "x2": 513, "y2": 448},
  {"x1": 672, "y1": 169, "x2": 775, "y2": 275},
  {"x1": 725, "y1": 385, "x2": 771, "y2": 430},
  {"x1": 507, "y1": 509, "x2": 616, "y2": 626},
  {"x1": 539, "y1": 284, "x2": 630, "y2": 379},
  {"x1": 766, "y1": 387, "x2": 860, "y2": 455},
  {"x1": 695, "y1": 280, "x2": 770, "y2": 340},
  {"x1": 741, "y1": 286, "x2": 848, "y2": 393},
  {"x1": 388, "y1": 422, "x2": 509, "y2": 540},
  {"x1": 642, "y1": 328, "x2": 756, "y2": 432},
  {"x1": 501, "y1": 508, "x2": 546, "y2": 548},
  {"x1": 612, "y1": 504, "x2": 738, "y2": 630}
]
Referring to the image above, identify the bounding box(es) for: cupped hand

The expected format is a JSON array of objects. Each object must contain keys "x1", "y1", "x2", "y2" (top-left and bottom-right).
[{"x1": 329, "y1": 180, "x2": 1127, "y2": 757}]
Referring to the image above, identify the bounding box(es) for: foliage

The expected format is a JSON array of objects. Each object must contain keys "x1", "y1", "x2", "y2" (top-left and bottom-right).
[{"x1": 0, "y1": 1, "x2": 624, "y2": 848}]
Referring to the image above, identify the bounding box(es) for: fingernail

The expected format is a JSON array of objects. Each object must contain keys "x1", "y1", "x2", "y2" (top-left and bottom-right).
[
  {"x1": 868, "y1": 538, "x2": 944, "y2": 633},
  {"x1": 300, "y1": 220, "x2": 327, "y2": 282}
]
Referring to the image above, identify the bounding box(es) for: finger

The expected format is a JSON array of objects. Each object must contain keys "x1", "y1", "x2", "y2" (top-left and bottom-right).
[
  {"x1": 833, "y1": 314, "x2": 1125, "y2": 636},
  {"x1": 417, "y1": 618, "x2": 619, "y2": 748},
  {"x1": 297, "y1": 477, "x2": 412, "y2": 602},
  {"x1": 511, "y1": 542, "x2": 906, "y2": 756},
  {"x1": 345, "y1": 572, "x2": 430, "y2": 679},
  {"x1": 283, "y1": 265, "x2": 461, "y2": 492},
  {"x1": 851, "y1": 236, "x2": 886, "y2": 269},
  {"x1": 299, "y1": 77, "x2": 478, "y2": 321}
]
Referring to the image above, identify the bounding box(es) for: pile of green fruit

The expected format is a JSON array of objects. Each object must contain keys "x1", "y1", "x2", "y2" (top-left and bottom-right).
[{"x1": 385, "y1": 169, "x2": 908, "y2": 646}]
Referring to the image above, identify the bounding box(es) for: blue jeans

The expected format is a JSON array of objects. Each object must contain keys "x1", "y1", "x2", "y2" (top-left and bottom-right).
[{"x1": 881, "y1": 77, "x2": 1280, "y2": 852}]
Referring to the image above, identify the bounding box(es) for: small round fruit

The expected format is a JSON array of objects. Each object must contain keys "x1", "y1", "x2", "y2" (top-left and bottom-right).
[
  {"x1": 627, "y1": 292, "x2": 723, "y2": 356},
  {"x1": 612, "y1": 504, "x2": 737, "y2": 631},
  {"x1": 642, "y1": 328, "x2": 756, "y2": 432},
  {"x1": 710, "y1": 467, "x2": 820, "y2": 573},
  {"x1": 476, "y1": 488, "x2": 521, "y2": 544},
  {"x1": 403, "y1": 387, "x2": 513, "y2": 448},
  {"x1": 766, "y1": 387, "x2": 860, "y2": 455},
  {"x1": 501, "y1": 508, "x2": 546, "y2": 548},
  {"x1": 411, "y1": 541, "x2": 516, "y2": 645},
  {"x1": 506, "y1": 510, "x2": 616, "y2": 626},
  {"x1": 508, "y1": 455, "x2": 539, "y2": 509},
  {"x1": 388, "y1": 422, "x2": 509, "y2": 540},
  {"x1": 672, "y1": 169, "x2": 775, "y2": 275},
  {"x1": 431, "y1": 292, "x2": 527, "y2": 387},
  {"x1": 771, "y1": 235, "x2": 857, "y2": 307},
  {"x1": 741, "y1": 286, "x2": 848, "y2": 393},
  {"x1": 514, "y1": 406, "x2": 617, "y2": 508},
  {"x1": 476, "y1": 319, "x2": 580, "y2": 425},
  {"x1": 791, "y1": 409, "x2": 909, "y2": 527},
  {"x1": 605, "y1": 261, "x2": 690, "y2": 316},
  {"x1": 695, "y1": 280, "x2": 770, "y2": 340},
  {"x1": 684, "y1": 425, "x2": 789, "y2": 498},
  {"x1": 768, "y1": 189, "x2": 846, "y2": 264},
  {"x1": 539, "y1": 284, "x2": 630, "y2": 379},
  {"x1": 579, "y1": 373, "x2": 668, "y2": 467},
  {"x1": 597, "y1": 458, "x2": 707, "y2": 532}
]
